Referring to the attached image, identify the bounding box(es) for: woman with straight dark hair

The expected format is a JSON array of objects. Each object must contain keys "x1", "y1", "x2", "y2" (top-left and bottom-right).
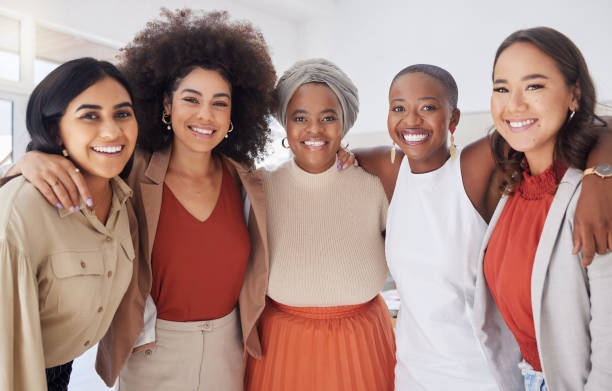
[
  {"x1": 473, "y1": 27, "x2": 612, "y2": 390},
  {"x1": 0, "y1": 57, "x2": 138, "y2": 391}
]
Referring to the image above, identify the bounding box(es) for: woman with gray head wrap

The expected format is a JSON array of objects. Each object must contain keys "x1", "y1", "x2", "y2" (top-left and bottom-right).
[
  {"x1": 274, "y1": 58, "x2": 359, "y2": 138},
  {"x1": 245, "y1": 59, "x2": 395, "y2": 390}
]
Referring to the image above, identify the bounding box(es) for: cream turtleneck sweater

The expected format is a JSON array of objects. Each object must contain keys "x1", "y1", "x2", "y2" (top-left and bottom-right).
[{"x1": 262, "y1": 159, "x2": 389, "y2": 307}]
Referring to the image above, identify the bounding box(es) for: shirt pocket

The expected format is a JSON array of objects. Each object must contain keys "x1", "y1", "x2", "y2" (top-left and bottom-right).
[{"x1": 50, "y1": 250, "x2": 105, "y2": 317}]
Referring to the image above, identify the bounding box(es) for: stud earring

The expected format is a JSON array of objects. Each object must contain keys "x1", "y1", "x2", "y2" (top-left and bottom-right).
[
  {"x1": 161, "y1": 112, "x2": 172, "y2": 131},
  {"x1": 390, "y1": 142, "x2": 396, "y2": 164},
  {"x1": 62, "y1": 148, "x2": 69, "y2": 157}
]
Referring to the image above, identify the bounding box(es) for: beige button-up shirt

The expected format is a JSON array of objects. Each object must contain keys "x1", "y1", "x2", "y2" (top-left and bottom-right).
[{"x1": 0, "y1": 176, "x2": 135, "y2": 391}]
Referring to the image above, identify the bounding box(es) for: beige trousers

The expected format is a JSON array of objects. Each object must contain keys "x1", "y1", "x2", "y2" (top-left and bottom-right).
[{"x1": 117, "y1": 307, "x2": 244, "y2": 391}]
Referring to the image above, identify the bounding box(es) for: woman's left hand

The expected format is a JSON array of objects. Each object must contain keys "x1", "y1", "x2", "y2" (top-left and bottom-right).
[
  {"x1": 337, "y1": 144, "x2": 358, "y2": 171},
  {"x1": 574, "y1": 174, "x2": 612, "y2": 266}
]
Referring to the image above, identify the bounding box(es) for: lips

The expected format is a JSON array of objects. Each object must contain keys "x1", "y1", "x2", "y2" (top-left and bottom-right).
[
  {"x1": 398, "y1": 128, "x2": 431, "y2": 145},
  {"x1": 91, "y1": 145, "x2": 124, "y2": 155},
  {"x1": 506, "y1": 118, "x2": 537, "y2": 132},
  {"x1": 301, "y1": 139, "x2": 328, "y2": 150},
  {"x1": 188, "y1": 125, "x2": 216, "y2": 138}
]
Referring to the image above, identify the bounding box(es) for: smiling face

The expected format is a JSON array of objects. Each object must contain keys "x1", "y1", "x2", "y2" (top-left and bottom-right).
[
  {"x1": 285, "y1": 83, "x2": 343, "y2": 173},
  {"x1": 58, "y1": 77, "x2": 137, "y2": 182},
  {"x1": 491, "y1": 42, "x2": 580, "y2": 174},
  {"x1": 165, "y1": 67, "x2": 232, "y2": 156},
  {"x1": 388, "y1": 72, "x2": 459, "y2": 173}
]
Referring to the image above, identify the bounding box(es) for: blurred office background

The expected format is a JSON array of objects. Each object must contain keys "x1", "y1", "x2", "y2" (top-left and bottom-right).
[{"x1": 0, "y1": 0, "x2": 611, "y2": 389}]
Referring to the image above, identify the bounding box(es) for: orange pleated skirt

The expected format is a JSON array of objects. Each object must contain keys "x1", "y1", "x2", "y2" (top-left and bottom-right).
[{"x1": 245, "y1": 294, "x2": 396, "y2": 391}]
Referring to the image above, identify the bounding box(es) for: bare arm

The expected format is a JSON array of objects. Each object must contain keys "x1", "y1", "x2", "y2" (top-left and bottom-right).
[
  {"x1": 574, "y1": 117, "x2": 612, "y2": 265},
  {"x1": 353, "y1": 146, "x2": 402, "y2": 202}
]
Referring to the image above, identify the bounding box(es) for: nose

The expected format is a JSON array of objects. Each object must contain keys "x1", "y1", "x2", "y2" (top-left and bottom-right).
[
  {"x1": 305, "y1": 121, "x2": 324, "y2": 136},
  {"x1": 196, "y1": 103, "x2": 213, "y2": 121},
  {"x1": 401, "y1": 107, "x2": 423, "y2": 127},
  {"x1": 507, "y1": 89, "x2": 528, "y2": 113},
  {"x1": 100, "y1": 118, "x2": 122, "y2": 140}
]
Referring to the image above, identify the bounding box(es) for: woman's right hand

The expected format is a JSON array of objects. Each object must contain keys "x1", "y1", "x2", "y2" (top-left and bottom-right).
[{"x1": 12, "y1": 151, "x2": 92, "y2": 211}]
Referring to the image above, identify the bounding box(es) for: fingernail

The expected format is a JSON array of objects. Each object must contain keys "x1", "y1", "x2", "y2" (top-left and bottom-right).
[
  {"x1": 86, "y1": 198, "x2": 93, "y2": 207},
  {"x1": 353, "y1": 160, "x2": 358, "y2": 167},
  {"x1": 72, "y1": 206, "x2": 80, "y2": 212},
  {"x1": 336, "y1": 160, "x2": 341, "y2": 171},
  {"x1": 56, "y1": 203, "x2": 63, "y2": 209}
]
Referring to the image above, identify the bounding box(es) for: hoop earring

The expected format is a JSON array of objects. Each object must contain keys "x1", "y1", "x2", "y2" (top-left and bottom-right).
[
  {"x1": 281, "y1": 137, "x2": 290, "y2": 149},
  {"x1": 449, "y1": 125, "x2": 457, "y2": 160},
  {"x1": 161, "y1": 112, "x2": 172, "y2": 131},
  {"x1": 225, "y1": 121, "x2": 234, "y2": 139},
  {"x1": 568, "y1": 110, "x2": 576, "y2": 122},
  {"x1": 390, "y1": 142, "x2": 396, "y2": 164}
]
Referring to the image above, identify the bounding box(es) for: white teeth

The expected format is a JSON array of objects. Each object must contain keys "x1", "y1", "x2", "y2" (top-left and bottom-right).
[
  {"x1": 191, "y1": 127, "x2": 214, "y2": 135},
  {"x1": 402, "y1": 133, "x2": 428, "y2": 142},
  {"x1": 92, "y1": 145, "x2": 123, "y2": 153},
  {"x1": 304, "y1": 140, "x2": 326, "y2": 147},
  {"x1": 509, "y1": 119, "x2": 536, "y2": 128}
]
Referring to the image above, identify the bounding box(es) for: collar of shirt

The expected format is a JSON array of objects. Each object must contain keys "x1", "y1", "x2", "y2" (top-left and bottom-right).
[{"x1": 57, "y1": 176, "x2": 132, "y2": 220}]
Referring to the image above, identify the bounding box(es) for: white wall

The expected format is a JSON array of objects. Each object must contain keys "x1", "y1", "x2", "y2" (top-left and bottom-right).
[{"x1": 302, "y1": 0, "x2": 612, "y2": 137}]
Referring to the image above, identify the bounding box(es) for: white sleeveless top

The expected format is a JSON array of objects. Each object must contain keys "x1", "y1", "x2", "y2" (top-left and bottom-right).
[{"x1": 386, "y1": 150, "x2": 498, "y2": 390}]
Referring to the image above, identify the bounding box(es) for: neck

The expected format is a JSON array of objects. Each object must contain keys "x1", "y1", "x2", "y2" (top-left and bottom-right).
[
  {"x1": 524, "y1": 144, "x2": 555, "y2": 175},
  {"x1": 407, "y1": 144, "x2": 450, "y2": 174},
  {"x1": 169, "y1": 141, "x2": 217, "y2": 177},
  {"x1": 83, "y1": 174, "x2": 113, "y2": 223}
]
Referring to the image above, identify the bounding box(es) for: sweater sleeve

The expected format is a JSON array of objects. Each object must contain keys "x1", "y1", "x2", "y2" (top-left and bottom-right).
[
  {"x1": 0, "y1": 239, "x2": 47, "y2": 391},
  {"x1": 585, "y1": 249, "x2": 612, "y2": 390}
]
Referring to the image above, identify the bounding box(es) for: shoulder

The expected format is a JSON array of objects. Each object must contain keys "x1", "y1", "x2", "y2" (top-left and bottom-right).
[{"x1": 353, "y1": 146, "x2": 403, "y2": 201}]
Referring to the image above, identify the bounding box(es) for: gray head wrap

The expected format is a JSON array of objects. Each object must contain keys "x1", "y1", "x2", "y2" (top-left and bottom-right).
[{"x1": 274, "y1": 58, "x2": 359, "y2": 137}]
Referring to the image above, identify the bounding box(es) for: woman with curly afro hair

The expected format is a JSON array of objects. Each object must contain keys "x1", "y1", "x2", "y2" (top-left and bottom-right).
[{"x1": 11, "y1": 8, "x2": 276, "y2": 390}]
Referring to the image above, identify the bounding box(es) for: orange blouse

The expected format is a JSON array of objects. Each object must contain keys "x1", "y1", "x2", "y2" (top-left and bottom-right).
[
  {"x1": 151, "y1": 164, "x2": 250, "y2": 322},
  {"x1": 484, "y1": 162, "x2": 567, "y2": 372}
]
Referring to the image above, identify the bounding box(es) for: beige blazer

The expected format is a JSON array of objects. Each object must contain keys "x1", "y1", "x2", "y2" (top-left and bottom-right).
[
  {"x1": 473, "y1": 168, "x2": 612, "y2": 391},
  {"x1": 96, "y1": 145, "x2": 269, "y2": 386}
]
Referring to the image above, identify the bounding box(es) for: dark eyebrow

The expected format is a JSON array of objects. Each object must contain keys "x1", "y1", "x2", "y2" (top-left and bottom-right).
[
  {"x1": 320, "y1": 109, "x2": 338, "y2": 115},
  {"x1": 494, "y1": 74, "x2": 548, "y2": 84},
  {"x1": 114, "y1": 102, "x2": 133, "y2": 109},
  {"x1": 291, "y1": 109, "x2": 308, "y2": 116},
  {"x1": 417, "y1": 96, "x2": 440, "y2": 102},
  {"x1": 75, "y1": 104, "x2": 101, "y2": 111},
  {"x1": 181, "y1": 89, "x2": 231, "y2": 99}
]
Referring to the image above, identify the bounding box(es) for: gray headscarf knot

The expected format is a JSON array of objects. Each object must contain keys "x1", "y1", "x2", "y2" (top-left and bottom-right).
[{"x1": 275, "y1": 58, "x2": 359, "y2": 137}]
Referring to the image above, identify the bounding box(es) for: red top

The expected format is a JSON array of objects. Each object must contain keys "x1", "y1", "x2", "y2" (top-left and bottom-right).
[
  {"x1": 484, "y1": 162, "x2": 567, "y2": 372},
  {"x1": 151, "y1": 163, "x2": 251, "y2": 321}
]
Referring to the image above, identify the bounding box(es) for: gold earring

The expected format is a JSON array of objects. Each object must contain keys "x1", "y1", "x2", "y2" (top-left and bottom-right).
[
  {"x1": 449, "y1": 126, "x2": 457, "y2": 160},
  {"x1": 225, "y1": 121, "x2": 234, "y2": 139},
  {"x1": 390, "y1": 142, "x2": 396, "y2": 164},
  {"x1": 62, "y1": 148, "x2": 69, "y2": 157},
  {"x1": 161, "y1": 112, "x2": 172, "y2": 131},
  {"x1": 281, "y1": 137, "x2": 290, "y2": 149}
]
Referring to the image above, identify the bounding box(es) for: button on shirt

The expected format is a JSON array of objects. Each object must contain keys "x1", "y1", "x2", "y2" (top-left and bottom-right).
[{"x1": 0, "y1": 176, "x2": 135, "y2": 391}]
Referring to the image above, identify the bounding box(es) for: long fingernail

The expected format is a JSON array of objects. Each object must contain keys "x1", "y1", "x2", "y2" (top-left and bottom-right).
[
  {"x1": 336, "y1": 160, "x2": 341, "y2": 171},
  {"x1": 56, "y1": 203, "x2": 63, "y2": 209},
  {"x1": 72, "y1": 206, "x2": 80, "y2": 212},
  {"x1": 354, "y1": 160, "x2": 358, "y2": 167},
  {"x1": 86, "y1": 198, "x2": 93, "y2": 207}
]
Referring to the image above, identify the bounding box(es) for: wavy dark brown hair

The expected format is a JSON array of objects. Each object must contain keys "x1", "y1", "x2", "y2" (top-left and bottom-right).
[
  {"x1": 119, "y1": 8, "x2": 277, "y2": 166},
  {"x1": 489, "y1": 27, "x2": 605, "y2": 193}
]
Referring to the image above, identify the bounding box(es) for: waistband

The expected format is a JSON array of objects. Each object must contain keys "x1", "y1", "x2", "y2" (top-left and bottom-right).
[
  {"x1": 267, "y1": 295, "x2": 381, "y2": 319},
  {"x1": 156, "y1": 307, "x2": 238, "y2": 332}
]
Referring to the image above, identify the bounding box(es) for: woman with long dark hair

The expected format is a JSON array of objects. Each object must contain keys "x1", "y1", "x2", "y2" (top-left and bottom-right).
[{"x1": 474, "y1": 27, "x2": 612, "y2": 390}]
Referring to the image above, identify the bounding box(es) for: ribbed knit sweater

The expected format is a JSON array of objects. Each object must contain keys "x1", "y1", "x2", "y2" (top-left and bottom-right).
[{"x1": 263, "y1": 159, "x2": 389, "y2": 307}]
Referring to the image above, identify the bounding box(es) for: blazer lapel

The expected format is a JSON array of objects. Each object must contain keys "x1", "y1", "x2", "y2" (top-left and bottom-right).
[
  {"x1": 531, "y1": 169, "x2": 582, "y2": 347},
  {"x1": 140, "y1": 145, "x2": 172, "y2": 263}
]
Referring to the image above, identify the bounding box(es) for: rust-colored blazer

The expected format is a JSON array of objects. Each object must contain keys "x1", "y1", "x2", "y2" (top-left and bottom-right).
[{"x1": 95, "y1": 145, "x2": 269, "y2": 386}]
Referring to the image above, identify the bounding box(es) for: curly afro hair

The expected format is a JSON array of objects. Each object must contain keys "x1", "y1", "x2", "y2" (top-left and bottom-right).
[{"x1": 119, "y1": 8, "x2": 277, "y2": 166}]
